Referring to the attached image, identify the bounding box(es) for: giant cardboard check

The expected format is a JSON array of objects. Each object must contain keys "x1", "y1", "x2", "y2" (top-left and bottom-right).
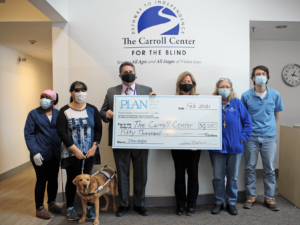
[{"x1": 113, "y1": 95, "x2": 222, "y2": 149}]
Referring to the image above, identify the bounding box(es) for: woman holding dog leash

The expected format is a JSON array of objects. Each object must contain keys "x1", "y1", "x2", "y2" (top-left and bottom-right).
[
  {"x1": 57, "y1": 81, "x2": 102, "y2": 221},
  {"x1": 209, "y1": 78, "x2": 252, "y2": 216},
  {"x1": 24, "y1": 89, "x2": 61, "y2": 219}
]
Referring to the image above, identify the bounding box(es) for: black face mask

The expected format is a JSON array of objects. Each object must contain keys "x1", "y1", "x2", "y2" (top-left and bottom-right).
[
  {"x1": 121, "y1": 73, "x2": 136, "y2": 83},
  {"x1": 180, "y1": 83, "x2": 193, "y2": 92}
]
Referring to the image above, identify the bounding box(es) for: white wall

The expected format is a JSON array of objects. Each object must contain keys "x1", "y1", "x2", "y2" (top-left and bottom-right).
[
  {"x1": 0, "y1": 45, "x2": 53, "y2": 174},
  {"x1": 250, "y1": 40, "x2": 300, "y2": 169},
  {"x1": 47, "y1": 0, "x2": 300, "y2": 201},
  {"x1": 249, "y1": 0, "x2": 300, "y2": 22},
  {"x1": 50, "y1": 0, "x2": 250, "y2": 197}
]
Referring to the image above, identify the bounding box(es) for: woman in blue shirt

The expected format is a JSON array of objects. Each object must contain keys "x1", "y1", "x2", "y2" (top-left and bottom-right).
[
  {"x1": 24, "y1": 89, "x2": 61, "y2": 219},
  {"x1": 210, "y1": 78, "x2": 252, "y2": 216}
]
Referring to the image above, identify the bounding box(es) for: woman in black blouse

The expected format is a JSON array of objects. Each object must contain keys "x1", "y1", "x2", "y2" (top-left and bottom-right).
[{"x1": 57, "y1": 81, "x2": 102, "y2": 221}]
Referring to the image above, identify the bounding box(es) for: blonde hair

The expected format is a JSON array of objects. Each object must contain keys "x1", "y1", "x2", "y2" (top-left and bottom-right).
[
  {"x1": 212, "y1": 78, "x2": 237, "y2": 101},
  {"x1": 176, "y1": 71, "x2": 199, "y2": 95}
]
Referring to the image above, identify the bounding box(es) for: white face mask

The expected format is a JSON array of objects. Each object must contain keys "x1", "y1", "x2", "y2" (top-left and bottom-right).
[{"x1": 75, "y1": 92, "x2": 87, "y2": 103}]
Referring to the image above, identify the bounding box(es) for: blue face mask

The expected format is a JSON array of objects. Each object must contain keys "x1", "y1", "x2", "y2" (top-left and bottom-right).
[
  {"x1": 218, "y1": 89, "x2": 231, "y2": 99},
  {"x1": 255, "y1": 75, "x2": 267, "y2": 86},
  {"x1": 40, "y1": 98, "x2": 52, "y2": 109}
]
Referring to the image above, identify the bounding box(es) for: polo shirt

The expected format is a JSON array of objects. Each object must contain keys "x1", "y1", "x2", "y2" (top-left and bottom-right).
[{"x1": 241, "y1": 87, "x2": 284, "y2": 136}]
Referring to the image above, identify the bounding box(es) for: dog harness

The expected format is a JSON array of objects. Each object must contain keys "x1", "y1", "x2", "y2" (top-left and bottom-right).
[
  {"x1": 92, "y1": 166, "x2": 116, "y2": 194},
  {"x1": 78, "y1": 165, "x2": 116, "y2": 196}
]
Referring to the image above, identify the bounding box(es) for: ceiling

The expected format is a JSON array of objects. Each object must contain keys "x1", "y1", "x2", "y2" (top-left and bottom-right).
[
  {"x1": 250, "y1": 21, "x2": 300, "y2": 41},
  {"x1": 0, "y1": 0, "x2": 52, "y2": 64},
  {"x1": 0, "y1": 0, "x2": 50, "y2": 22},
  {"x1": 0, "y1": 22, "x2": 52, "y2": 64}
]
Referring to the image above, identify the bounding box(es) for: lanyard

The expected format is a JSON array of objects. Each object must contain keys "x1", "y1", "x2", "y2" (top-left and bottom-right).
[{"x1": 222, "y1": 100, "x2": 230, "y2": 128}]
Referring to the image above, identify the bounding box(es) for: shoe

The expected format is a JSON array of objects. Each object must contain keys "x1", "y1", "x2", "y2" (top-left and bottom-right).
[
  {"x1": 36, "y1": 206, "x2": 52, "y2": 219},
  {"x1": 176, "y1": 207, "x2": 184, "y2": 215},
  {"x1": 48, "y1": 201, "x2": 62, "y2": 213},
  {"x1": 67, "y1": 207, "x2": 80, "y2": 220},
  {"x1": 134, "y1": 205, "x2": 149, "y2": 216},
  {"x1": 226, "y1": 204, "x2": 238, "y2": 215},
  {"x1": 86, "y1": 206, "x2": 95, "y2": 220},
  {"x1": 264, "y1": 199, "x2": 279, "y2": 211},
  {"x1": 211, "y1": 204, "x2": 224, "y2": 214},
  {"x1": 243, "y1": 196, "x2": 256, "y2": 209},
  {"x1": 186, "y1": 207, "x2": 195, "y2": 216},
  {"x1": 116, "y1": 206, "x2": 130, "y2": 217}
]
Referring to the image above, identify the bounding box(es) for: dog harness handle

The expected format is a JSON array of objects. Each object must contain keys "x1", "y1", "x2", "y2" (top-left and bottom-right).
[{"x1": 93, "y1": 173, "x2": 115, "y2": 194}]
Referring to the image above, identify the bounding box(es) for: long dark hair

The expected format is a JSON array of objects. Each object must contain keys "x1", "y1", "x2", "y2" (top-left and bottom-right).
[{"x1": 69, "y1": 81, "x2": 88, "y2": 103}]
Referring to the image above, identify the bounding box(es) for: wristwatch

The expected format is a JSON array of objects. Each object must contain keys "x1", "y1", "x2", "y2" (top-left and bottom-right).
[{"x1": 93, "y1": 142, "x2": 100, "y2": 147}]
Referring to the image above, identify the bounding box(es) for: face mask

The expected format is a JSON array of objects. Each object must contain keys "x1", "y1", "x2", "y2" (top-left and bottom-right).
[
  {"x1": 180, "y1": 83, "x2": 193, "y2": 92},
  {"x1": 218, "y1": 89, "x2": 231, "y2": 99},
  {"x1": 75, "y1": 92, "x2": 87, "y2": 103},
  {"x1": 255, "y1": 75, "x2": 267, "y2": 86},
  {"x1": 121, "y1": 73, "x2": 136, "y2": 83},
  {"x1": 40, "y1": 98, "x2": 52, "y2": 109}
]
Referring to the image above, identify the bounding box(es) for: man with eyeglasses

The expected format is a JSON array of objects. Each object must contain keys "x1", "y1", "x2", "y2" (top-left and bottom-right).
[
  {"x1": 241, "y1": 65, "x2": 284, "y2": 211},
  {"x1": 100, "y1": 62, "x2": 155, "y2": 217}
]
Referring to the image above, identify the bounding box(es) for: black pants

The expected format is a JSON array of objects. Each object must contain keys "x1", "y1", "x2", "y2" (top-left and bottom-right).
[
  {"x1": 113, "y1": 148, "x2": 148, "y2": 207},
  {"x1": 32, "y1": 155, "x2": 60, "y2": 209},
  {"x1": 65, "y1": 158, "x2": 94, "y2": 208},
  {"x1": 171, "y1": 150, "x2": 201, "y2": 208}
]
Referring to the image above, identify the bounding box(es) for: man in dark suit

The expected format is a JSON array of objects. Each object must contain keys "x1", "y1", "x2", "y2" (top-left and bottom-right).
[{"x1": 100, "y1": 61, "x2": 155, "y2": 217}]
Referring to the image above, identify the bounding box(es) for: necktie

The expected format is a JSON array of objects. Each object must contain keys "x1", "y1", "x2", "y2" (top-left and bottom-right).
[{"x1": 125, "y1": 87, "x2": 131, "y2": 95}]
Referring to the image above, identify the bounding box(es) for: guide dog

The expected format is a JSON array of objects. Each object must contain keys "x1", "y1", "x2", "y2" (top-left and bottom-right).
[{"x1": 73, "y1": 166, "x2": 117, "y2": 225}]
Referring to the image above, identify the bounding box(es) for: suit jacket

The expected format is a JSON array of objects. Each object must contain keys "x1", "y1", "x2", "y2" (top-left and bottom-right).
[
  {"x1": 100, "y1": 83, "x2": 153, "y2": 146},
  {"x1": 24, "y1": 107, "x2": 61, "y2": 161}
]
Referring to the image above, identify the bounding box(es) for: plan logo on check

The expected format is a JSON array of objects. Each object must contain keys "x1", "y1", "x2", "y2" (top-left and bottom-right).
[{"x1": 120, "y1": 100, "x2": 148, "y2": 109}]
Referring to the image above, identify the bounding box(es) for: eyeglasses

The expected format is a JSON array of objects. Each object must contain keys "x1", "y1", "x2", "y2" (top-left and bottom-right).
[
  {"x1": 255, "y1": 72, "x2": 267, "y2": 76},
  {"x1": 218, "y1": 87, "x2": 231, "y2": 89},
  {"x1": 74, "y1": 88, "x2": 86, "y2": 92}
]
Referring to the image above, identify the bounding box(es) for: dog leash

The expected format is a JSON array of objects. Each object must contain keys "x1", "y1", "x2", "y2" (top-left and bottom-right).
[{"x1": 81, "y1": 159, "x2": 85, "y2": 174}]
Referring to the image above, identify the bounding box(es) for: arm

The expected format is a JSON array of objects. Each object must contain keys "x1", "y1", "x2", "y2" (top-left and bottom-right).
[
  {"x1": 241, "y1": 94, "x2": 248, "y2": 110},
  {"x1": 100, "y1": 94, "x2": 111, "y2": 123},
  {"x1": 275, "y1": 112, "x2": 280, "y2": 123},
  {"x1": 93, "y1": 108, "x2": 103, "y2": 143},
  {"x1": 240, "y1": 101, "x2": 253, "y2": 143},
  {"x1": 274, "y1": 93, "x2": 284, "y2": 123},
  {"x1": 56, "y1": 108, "x2": 74, "y2": 147},
  {"x1": 87, "y1": 106, "x2": 103, "y2": 158},
  {"x1": 24, "y1": 111, "x2": 40, "y2": 156}
]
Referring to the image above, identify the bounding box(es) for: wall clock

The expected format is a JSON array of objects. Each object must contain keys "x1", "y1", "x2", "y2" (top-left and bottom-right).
[{"x1": 282, "y1": 64, "x2": 300, "y2": 87}]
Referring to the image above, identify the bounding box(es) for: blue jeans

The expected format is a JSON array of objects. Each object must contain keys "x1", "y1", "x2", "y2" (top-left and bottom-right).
[
  {"x1": 244, "y1": 135, "x2": 277, "y2": 199},
  {"x1": 209, "y1": 152, "x2": 243, "y2": 205}
]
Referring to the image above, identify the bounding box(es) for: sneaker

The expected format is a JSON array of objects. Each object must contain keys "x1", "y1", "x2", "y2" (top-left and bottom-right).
[
  {"x1": 243, "y1": 197, "x2": 256, "y2": 209},
  {"x1": 48, "y1": 201, "x2": 62, "y2": 213},
  {"x1": 36, "y1": 206, "x2": 52, "y2": 219},
  {"x1": 67, "y1": 207, "x2": 80, "y2": 220},
  {"x1": 86, "y1": 206, "x2": 95, "y2": 220},
  {"x1": 264, "y1": 199, "x2": 279, "y2": 211}
]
